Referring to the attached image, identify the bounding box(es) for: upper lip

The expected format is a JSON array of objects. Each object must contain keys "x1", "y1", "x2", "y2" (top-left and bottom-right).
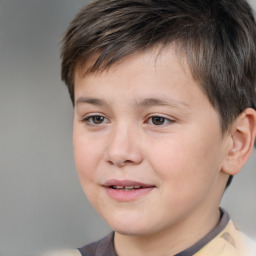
[{"x1": 103, "y1": 179, "x2": 155, "y2": 188}]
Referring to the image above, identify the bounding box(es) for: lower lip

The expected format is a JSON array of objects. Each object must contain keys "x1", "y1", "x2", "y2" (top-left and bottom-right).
[{"x1": 105, "y1": 187, "x2": 154, "y2": 202}]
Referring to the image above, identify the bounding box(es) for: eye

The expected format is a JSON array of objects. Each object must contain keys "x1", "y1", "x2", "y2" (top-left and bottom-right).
[
  {"x1": 82, "y1": 115, "x2": 109, "y2": 125},
  {"x1": 148, "y1": 116, "x2": 173, "y2": 126}
]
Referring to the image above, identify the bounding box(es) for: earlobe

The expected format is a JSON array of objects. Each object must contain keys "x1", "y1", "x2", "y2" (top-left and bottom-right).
[{"x1": 222, "y1": 108, "x2": 256, "y2": 175}]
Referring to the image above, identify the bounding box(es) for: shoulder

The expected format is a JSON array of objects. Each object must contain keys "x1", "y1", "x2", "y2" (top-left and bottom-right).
[
  {"x1": 237, "y1": 231, "x2": 256, "y2": 256},
  {"x1": 224, "y1": 219, "x2": 256, "y2": 256}
]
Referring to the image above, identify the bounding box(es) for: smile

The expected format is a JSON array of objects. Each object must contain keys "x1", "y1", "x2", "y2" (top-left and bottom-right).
[
  {"x1": 112, "y1": 185, "x2": 143, "y2": 190},
  {"x1": 104, "y1": 179, "x2": 155, "y2": 201}
]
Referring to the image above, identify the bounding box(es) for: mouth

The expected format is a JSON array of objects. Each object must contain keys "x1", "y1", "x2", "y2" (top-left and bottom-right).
[
  {"x1": 111, "y1": 185, "x2": 145, "y2": 191},
  {"x1": 103, "y1": 179, "x2": 155, "y2": 201},
  {"x1": 104, "y1": 179, "x2": 155, "y2": 190}
]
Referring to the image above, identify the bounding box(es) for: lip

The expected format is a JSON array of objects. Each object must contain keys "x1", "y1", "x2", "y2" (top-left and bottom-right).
[
  {"x1": 103, "y1": 179, "x2": 155, "y2": 202},
  {"x1": 104, "y1": 179, "x2": 154, "y2": 188}
]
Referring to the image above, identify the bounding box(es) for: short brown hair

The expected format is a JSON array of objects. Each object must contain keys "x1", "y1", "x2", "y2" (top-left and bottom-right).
[{"x1": 61, "y1": 0, "x2": 256, "y2": 132}]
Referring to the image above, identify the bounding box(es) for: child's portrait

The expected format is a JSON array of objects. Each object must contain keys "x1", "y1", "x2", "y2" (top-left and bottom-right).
[{"x1": 1, "y1": 0, "x2": 256, "y2": 255}]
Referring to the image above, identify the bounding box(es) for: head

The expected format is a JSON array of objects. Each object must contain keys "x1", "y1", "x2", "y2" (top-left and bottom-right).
[{"x1": 61, "y1": 0, "x2": 256, "y2": 241}]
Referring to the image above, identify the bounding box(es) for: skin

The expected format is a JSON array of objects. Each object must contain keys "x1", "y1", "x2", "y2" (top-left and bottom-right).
[{"x1": 73, "y1": 46, "x2": 237, "y2": 256}]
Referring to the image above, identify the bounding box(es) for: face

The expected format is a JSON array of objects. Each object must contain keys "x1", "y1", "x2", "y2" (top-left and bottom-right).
[{"x1": 73, "y1": 46, "x2": 230, "y2": 238}]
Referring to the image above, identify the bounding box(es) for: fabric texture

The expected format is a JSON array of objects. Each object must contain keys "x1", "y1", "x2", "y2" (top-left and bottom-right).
[{"x1": 78, "y1": 232, "x2": 117, "y2": 256}]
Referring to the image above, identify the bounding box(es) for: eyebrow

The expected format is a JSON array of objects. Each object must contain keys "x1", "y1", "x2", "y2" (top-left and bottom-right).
[
  {"x1": 76, "y1": 97, "x2": 106, "y2": 106},
  {"x1": 75, "y1": 96, "x2": 189, "y2": 109},
  {"x1": 135, "y1": 98, "x2": 189, "y2": 109}
]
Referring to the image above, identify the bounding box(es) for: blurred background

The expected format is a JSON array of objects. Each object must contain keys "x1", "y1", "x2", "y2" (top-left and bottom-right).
[{"x1": 0, "y1": 0, "x2": 255, "y2": 255}]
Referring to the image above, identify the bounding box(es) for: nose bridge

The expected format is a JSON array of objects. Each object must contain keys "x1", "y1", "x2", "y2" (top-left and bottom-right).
[{"x1": 106, "y1": 121, "x2": 142, "y2": 166}]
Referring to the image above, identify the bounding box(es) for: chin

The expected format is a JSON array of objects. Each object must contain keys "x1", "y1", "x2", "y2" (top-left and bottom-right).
[
  {"x1": 105, "y1": 216, "x2": 161, "y2": 237},
  {"x1": 113, "y1": 226, "x2": 152, "y2": 236},
  {"x1": 102, "y1": 214, "x2": 146, "y2": 235}
]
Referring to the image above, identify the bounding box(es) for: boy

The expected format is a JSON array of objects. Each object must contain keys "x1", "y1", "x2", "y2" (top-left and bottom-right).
[{"x1": 58, "y1": 0, "x2": 256, "y2": 255}]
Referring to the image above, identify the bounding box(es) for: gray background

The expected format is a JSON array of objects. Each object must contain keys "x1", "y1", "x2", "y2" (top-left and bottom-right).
[{"x1": 0, "y1": 1, "x2": 255, "y2": 256}]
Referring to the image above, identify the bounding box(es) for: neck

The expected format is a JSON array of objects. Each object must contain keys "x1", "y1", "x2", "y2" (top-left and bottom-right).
[{"x1": 114, "y1": 208, "x2": 221, "y2": 256}]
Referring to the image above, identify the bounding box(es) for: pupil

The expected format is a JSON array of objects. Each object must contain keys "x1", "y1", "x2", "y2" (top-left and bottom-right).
[
  {"x1": 93, "y1": 116, "x2": 104, "y2": 124},
  {"x1": 152, "y1": 117, "x2": 164, "y2": 125}
]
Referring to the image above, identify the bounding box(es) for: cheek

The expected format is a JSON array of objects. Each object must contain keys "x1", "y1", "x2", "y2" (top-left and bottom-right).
[
  {"x1": 73, "y1": 131, "x2": 101, "y2": 184},
  {"x1": 148, "y1": 132, "x2": 219, "y2": 189},
  {"x1": 148, "y1": 137, "x2": 194, "y2": 175},
  {"x1": 73, "y1": 134, "x2": 104, "y2": 208},
  {"x1": 148, "y1": 138, "x2": 219, "y2": 215}
]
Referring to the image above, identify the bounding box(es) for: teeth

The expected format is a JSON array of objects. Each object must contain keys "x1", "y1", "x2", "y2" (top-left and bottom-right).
[
  {"x1": 124, "y1": 186, "x2": 135, "y2": 189},
  {"x1": 113, "y1": 186, "x2": 124, "y2": 189},
  {"x1": 112, "y1": 185, "x2": 142, "y2": 190}
]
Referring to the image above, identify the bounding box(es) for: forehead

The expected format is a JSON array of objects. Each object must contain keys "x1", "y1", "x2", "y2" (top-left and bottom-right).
[
  {"x1": 75, "y1": 43, "x2": 191, "y2": 82},
  {"x1": 73, "y1": 45, "x2": 213, "y2": 112},
  {"x1": 74, "y1": 45, "x2": 205, "y2": 105}
]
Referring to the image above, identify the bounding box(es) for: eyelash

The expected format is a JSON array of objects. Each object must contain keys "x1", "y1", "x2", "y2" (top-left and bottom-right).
[
  {"x1": 81, "y1": 114, "x2": 175, "y2": 126},
  {"x1": 82, "y1": 115, "x2": 109, "y2": 125},
  {"x1": 146, "y1": 115, "x2": 174, "y2": 126}
]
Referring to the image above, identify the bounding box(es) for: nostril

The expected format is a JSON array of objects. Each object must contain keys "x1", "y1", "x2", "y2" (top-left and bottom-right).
[
  {"x1": 107, "y1": 159, "x2": 135, "y2": 167},
  {"x1": 107, "y1": 160, "x2": 115, "y2": 166}
]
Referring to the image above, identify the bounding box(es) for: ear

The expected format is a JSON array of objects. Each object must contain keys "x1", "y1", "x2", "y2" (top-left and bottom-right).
[{"x1": 222, "y1": 108, "x2": 256, "y2": 175}]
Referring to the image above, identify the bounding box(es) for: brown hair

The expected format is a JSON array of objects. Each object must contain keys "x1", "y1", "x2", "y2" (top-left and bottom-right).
[{"x1": 61, "y1": 0, "x2": 256, "y2": 133}]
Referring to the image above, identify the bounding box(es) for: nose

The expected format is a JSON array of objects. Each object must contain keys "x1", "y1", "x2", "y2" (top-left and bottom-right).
[{"x1": 106, "y1": 124, "x2": 143, "y2": 167}]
